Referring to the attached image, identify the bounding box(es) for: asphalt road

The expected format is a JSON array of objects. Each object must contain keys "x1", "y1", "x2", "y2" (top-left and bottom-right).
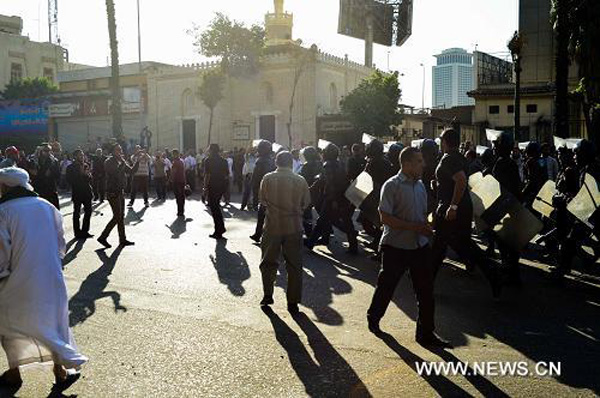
[{"x1": 1, "y1": 192, "x2": 599, "y2": 397}]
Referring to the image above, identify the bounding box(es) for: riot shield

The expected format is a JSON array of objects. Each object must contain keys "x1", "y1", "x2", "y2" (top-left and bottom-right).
[
  {"x1": 345, "y1": 171, "x2": 374, "y2": 208},
  {"x1": 318, "y1": 139, "x2": 332, "y2": 150},
  {"x1": 567, "y1": 173, "x2": 600, "y2": 229},
  {"x1": 469, "y1": 172, "x2": 543, "y2": 250},
  {"x1": 362, "y1": 133, "x2": 376, "y2": 145},
  {"x1": 272, "y1": 143, "x2": 284, "y2": 153},
  {"x1": 532, "y1": 180, "x2": 557, "y2": 219}
]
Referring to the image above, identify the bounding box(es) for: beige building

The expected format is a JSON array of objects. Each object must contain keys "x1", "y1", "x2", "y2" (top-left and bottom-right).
[
  {"x1": 469, "y1": 0, "x2": 585, "y2": 144},
  {"x1": 146, "y1": 0, "x2": 375, "y2": 152},
  {"x1": 0, "y1": 15, "x2": 66, "y2": 90}
]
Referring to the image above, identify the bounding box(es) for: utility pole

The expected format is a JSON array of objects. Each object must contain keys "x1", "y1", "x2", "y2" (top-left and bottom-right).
[
  {"x1": 420, "y1": 63, "x2": 425, "y2": 111},
  {"x1": 509, "y1": 31, "x2": 523, "y2": 142},
  {"x1": 137, "y1": 0, "x2": 142, "y2": 71}
]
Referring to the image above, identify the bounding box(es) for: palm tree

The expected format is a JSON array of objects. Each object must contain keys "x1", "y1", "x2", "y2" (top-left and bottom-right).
[
  {"x1": 106, "y1": 0, "x2": 122, "y2": 138},
  {"x1": 198, "y1": 70, "x2": 225, "y2": 146}
]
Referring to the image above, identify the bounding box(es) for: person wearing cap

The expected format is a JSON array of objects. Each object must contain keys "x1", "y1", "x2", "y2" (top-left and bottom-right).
[
  {"x1": 258, "y1": 151, "x2": 311, "y2": 313},
  {"x1": 0, "y1": 167, "x2": 87, "y2": 391},
  {"x1": 0, "y1": 147, "x2": 19, "y2": 169}
]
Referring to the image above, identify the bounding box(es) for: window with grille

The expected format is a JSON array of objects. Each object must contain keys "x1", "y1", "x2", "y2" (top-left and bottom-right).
[{"x1": 10, "y1": 63, "x2": 23, "y2": 82}]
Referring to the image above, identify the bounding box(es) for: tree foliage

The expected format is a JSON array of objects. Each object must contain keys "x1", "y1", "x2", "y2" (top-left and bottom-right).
[
  {"x1": 551, "y1": 0, "x2": 600, "y2": 140},
  {"x1": 1, "y1": 77, "x2": 58, "y2": 100},
  {"x1": 198, "y1": 70, "x2": 226, "y2": 146},
  {"x1": 189, "y1": 13, "x2": 265, "y2": 77},
  {"x1": 340, "y1": 71, "x2": 402, "y2": 137}
]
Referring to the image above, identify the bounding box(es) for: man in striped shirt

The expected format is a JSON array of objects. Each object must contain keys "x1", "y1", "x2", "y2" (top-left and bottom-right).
[{"x1": 258, "y1": 151, "x2": 310, "y2": 314}]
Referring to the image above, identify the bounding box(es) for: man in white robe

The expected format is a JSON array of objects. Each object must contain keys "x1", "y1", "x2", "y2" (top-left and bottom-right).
[{"x1": 0, "y1": 167, "x2": 87, "y2": 391}]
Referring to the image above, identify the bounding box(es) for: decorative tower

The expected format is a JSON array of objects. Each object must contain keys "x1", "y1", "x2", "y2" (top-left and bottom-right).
[{"x1": 265, "y1": 0, "x2": 294, "y2": 47}]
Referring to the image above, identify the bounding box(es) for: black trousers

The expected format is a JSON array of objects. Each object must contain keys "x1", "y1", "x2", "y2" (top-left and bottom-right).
[
  {"x1": 368, "y1": 245, "x2": 435, "y2": 337},
  {"x1": 130, "y1": 175, "x2": 149, "y2": 204},
  {"x1": 92, "y1": 176, "x2": 105, "y2": 201},
  {"x1": 155, "y1": 177, "x2": 166, "y2": 200},
  {"x1": 186, "y1": 170, "x2": 196, "y2": 191},
  {"x1": 307, "y1": 204, "x2": 357, "y2": 247},
  {"x1": 173, "y1": 184, "x2": 185, "y2": 216},
  {"x1": 241, "y1": 174, "x2": 252, "y2": 209},
  {"x1": 100, "y1": 192, "x2": 126, "y2": 242},
  {"x1": 73, "y1": 196, "x2": 92, "y2": 237},
  {"x1": 207, "y1": 189, "x2": 225, "y2": 234},
  {"x1": 432, "y1": 217, "x2": 498, "y2": 283},
  {"x1": 254, "y1": 204, "x2": 267, "y2": 237}
]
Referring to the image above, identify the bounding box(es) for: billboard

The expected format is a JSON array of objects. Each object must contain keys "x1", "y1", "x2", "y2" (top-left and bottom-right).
[
  {"x1": 0, "y1": 99, "x2": 49, "y2": 135},
  {"x1": 474, "y1": 51, "x2": 513, "y2": 87},
  {"x1": 338, "y1": 0, "x2": 395, "y2": 47},
  {"x1": 396, "y1": 0, "x2": 413, "y2": 46}
]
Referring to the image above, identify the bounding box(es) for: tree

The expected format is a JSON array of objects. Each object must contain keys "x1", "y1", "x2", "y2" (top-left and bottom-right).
[
  {"x1": 340, "y1": 71, "x2": 402, "y2": 137},
  {"x1": 198, "y1": 70, "x2": 225, "y2": 146},
  {"x1": 551, "y1": 0, "x2": 570, "y2": 138},
  {"x1": 106, "y1": 0, "x2": 122, "y2": 138},
  {"x1": 286, "y1": 46, "x2": 316, "y2": 147},
  {"x1": 189, "y1": 13, "x2": 265, "y2": 77},
  {"x1": 1, "y1": 77, "x2": 58, "y2": 100},
  {"x1": 551, "y1": 0, "x2": 600, "y2": 141}
]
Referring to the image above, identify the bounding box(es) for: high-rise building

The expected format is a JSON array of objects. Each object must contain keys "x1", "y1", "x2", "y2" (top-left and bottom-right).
[{"x1": 432, "y1": 48, "x2": 475, "y2": 109}]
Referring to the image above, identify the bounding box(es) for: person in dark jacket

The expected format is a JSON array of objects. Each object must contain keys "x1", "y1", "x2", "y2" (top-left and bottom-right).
[
  {"x1": 66, "y1": 149, "x2": 94, "y2": 240},
  {"x1": 346, "y1": 143, "x2": 366, "y2": 181},
  {"x1": 305, "y1": 143, "x2": 358, "y2": 254},
  {"x1": 32, "y1": 144, "x2": 60, "y2": 209},
  {"x1": 359, "y1": 140, "x2": 394, "y2": 256},
  {"x1": 170, "y1": 149, "x2": 187, "y2": 217},
  {"x1": 522, "y1": 142, "x2": 548, "y2": 207},
  {"x1": 91, "y1": 148, "x2": 106, "y2": 202},
  {"x1": 250, "y1": 140, "x2": 276, "y2": 243},
  {"x1": 491, "y1": 132, "x2": 523, "y2": 285},
  {"x1": 97, "y1": 144, "x2": 139, "y2": 248},
  {"x1": 385, "y1": 143, "x2": 403, "y2": 175},
  {"x1": 299, "y1": 146, "x2": 323, "y2": 236},
  {"x1": 203, "y1": 144, "x2": 229, "y2": 239}
]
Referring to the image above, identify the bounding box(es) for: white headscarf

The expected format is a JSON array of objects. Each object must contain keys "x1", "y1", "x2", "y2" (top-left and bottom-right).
[{"x1": 0, "y1": 167, "x2": 34, "y2": 192}]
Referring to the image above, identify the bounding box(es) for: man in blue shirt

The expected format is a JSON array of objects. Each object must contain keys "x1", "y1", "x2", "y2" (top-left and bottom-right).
[{"x1": 367, "y1": 147, "x2": 450, "y2": 348}]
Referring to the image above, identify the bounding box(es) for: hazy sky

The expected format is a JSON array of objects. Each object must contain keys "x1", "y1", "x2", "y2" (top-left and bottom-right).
[{"x1": 2, "y1": 0, "x2": 517, "y2": 107}]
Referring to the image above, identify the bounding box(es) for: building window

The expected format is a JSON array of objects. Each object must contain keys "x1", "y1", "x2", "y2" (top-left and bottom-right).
[
  {"x1": 329, "y1": 83, "x2": 338, "y2": 113},
  {"x1": 10, "y1": 63, "x2": 23, "y2": 82},
  {"x1": 43, "y1": 67, "x2": 54, "y2": 81},
  {"x1": 526, "y1": 104, "x2": 538, "y2": 113},
  {"x1": 507, "y1": 105, "x2": 514, "y2": 114},
  {"x1": 489, "y1": 105, "x2": 500, "y2": 114}
]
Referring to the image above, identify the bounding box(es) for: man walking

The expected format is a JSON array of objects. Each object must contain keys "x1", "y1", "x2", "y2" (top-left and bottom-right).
[
  {"x1": 171, "y1": 149, "x2": 187, "y2": 217},
  {"x1": 32, "y1": 144, "x2": 60, "y2": 209},
  {"x1": 203, "y1": 144, "x2": 229, "y2": 239},
  {"x1": 98, "y1": 144, "x2": 138, "y2": 248},
  {"x1": 258, "y1": 152, "x2": 310, "y2": 314},
  {"x1": 431, "y1": 128, "x2": 501, "y2": 297},
  {"x1": 0, "y1": 167, "x2": 87, "y2": 391},
  {"x1": 66, "y1": 150, "x2": 94, "y2": 240},
  {"x1": 250, "y1": 140, "x2": 276, "y2": 243},
  {"x1": 366, "y1": 147, "x2": 450, "y2": 348}
]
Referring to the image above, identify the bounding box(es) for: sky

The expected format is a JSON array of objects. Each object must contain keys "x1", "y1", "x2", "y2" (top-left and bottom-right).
[{"x1": 1, "y1": 0, "x2": 518, "y2": 108}]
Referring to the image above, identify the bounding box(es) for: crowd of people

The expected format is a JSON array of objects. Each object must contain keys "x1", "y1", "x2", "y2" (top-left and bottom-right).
[{"x1": 0, "y1": 127, "x2": 598, "y2": 391}]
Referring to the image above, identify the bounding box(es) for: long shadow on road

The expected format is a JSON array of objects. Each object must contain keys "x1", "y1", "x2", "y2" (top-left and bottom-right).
[
  {"x1": 209, "y1": 239, "x2": 250, "y2": 296},
  {"x1": 262, "y1": 307, "x2": 371, "y2": 398},
  {"x1": 305, "y1": 241, "x2": 600, "y2": 395},
  {"x1": 69, "y1": 246, "x2": 127, "y2": 327}
]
